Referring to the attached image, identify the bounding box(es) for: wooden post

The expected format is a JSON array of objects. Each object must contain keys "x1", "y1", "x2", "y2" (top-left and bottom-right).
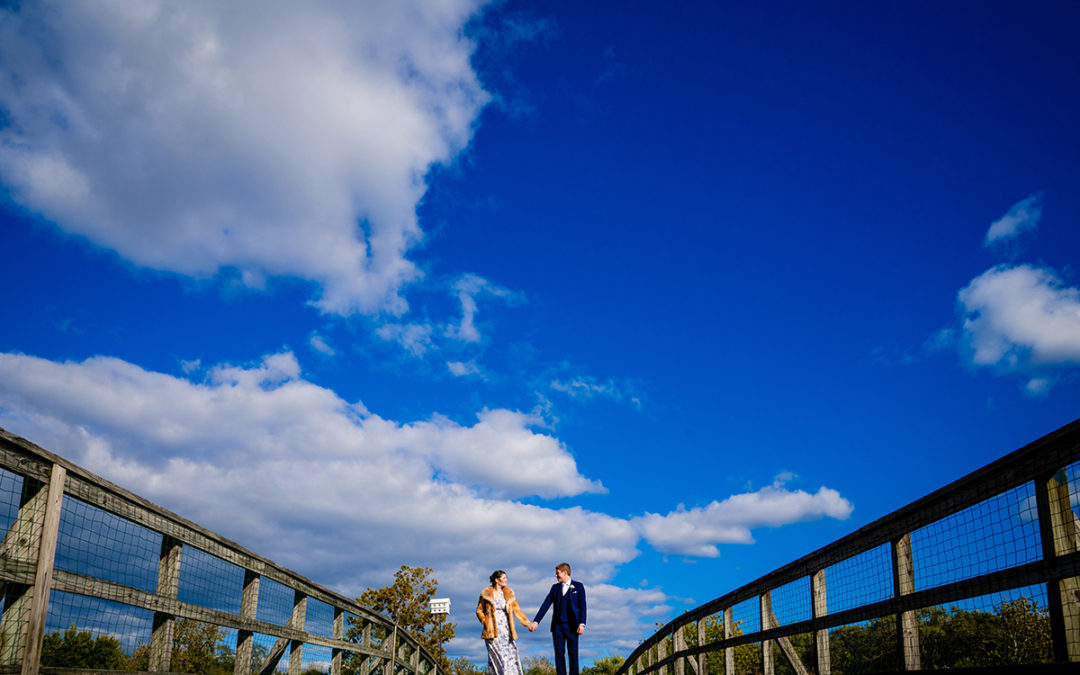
[
  {"x1": 893, "y1": 533, "x2": 919, "y2": 670},
  {"x1": 812, "y1": 569, "x2": 830, "y2": 675},
  {"x1": 696, "y1": 618, "x2": 705, "y2": 675},
  {"x1": 1037, "y1": 469, "x2": 1080, "y2": 661},
  {"x1": 723, "y1": 607, "x2": 733, "y2": 675},
  {"x1": 19, "y1": 465, "x2": 65, "y2": 675},
  {"x1": 384, "y1": 625, "x2": 397, "y2": 675},
  {"x1": 289, "y1": 591, "x2": 307, "y2": 675},
  {"x1": 235, "y1": 570, "x2": 260, "y2": 675},
  {"x1": 760, "y1": 592, "x2": 773, "y2": 675},
  {"x1": 674, "y1": 624, "x2": 685, "y2": 675},
  {"x1": 150, "y1": 536, "x2": 183, "y2": 672},
  {"x1": 360, "y1": 623, "x2": 373, "y2": 675},
  {"x1": 331, "y1": 607, "x2": 344, "y2": 675},
  {"x1": 657, "y1": 633, "x2": 667, "y2": 675},
  {"x1": 762, "y1": 599, "x2": 808, "y2": 675},
  {"x1": 0, "y1": 475, "x2": 51, "y2": 668}
]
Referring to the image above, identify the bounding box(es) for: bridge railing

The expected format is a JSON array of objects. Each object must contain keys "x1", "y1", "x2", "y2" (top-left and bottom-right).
[
  {"x1": 618, "y1": 418, "x2": 1080, "y2": 674},
  {"x1": 0, "y1": 427, "x2": 443, "y2": 675}
]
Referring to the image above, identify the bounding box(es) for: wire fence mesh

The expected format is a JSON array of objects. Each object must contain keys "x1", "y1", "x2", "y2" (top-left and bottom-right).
[
  {"x1": 621, "y1": 419, "x2": 1080, "y2": 675},
  {"x1": 0, "y1": 428, "x2": 441, "y2": 675}
]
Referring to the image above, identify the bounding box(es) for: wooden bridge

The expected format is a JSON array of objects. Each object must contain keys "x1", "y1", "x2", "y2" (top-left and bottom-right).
[
  {"x1": 617, "y1": 418, "x2": 1080, "y2": 674},
  {"x1": 0, "y1": 426, "x2": 442, "y2": 675},
  {"x1": 3, "y1": 419, "x2": 1080, "y2": 675}
]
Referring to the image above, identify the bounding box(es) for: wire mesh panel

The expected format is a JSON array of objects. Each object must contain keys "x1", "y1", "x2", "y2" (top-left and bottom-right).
[
  {"x1": 910, "y1": 481, "x2": 1041, "y2": 592},
  {"x1": 305, "y1": 597, "x2": 336, "y2": 639},
  {"x1": 767, "y1": 576, "x2": 810, "y2": 628},
  {"x1": 731, "y1": 641, "x2": 762, "y2": 675},
  {"x1": 177, "y1": 545, "x2": 245, "y2": 615},
  {"x1": 730, "y1": 597, "x2": 759, "y2": 637},
  {"x1": 54, "y1": 495, "x2": 161, "y2": 593},
  {"x1": 915, "y1": 584, "x2": 1051, "y2": 669},
  {"x1": 1053, "y1": 461, "x2": 1080, "y2": 553},
  {"x1": 823, "y1": 542, "x2": 893, "y2": 616},
  {"x1": 257, "y1": 575, "x2": 298, "y2": 627},
  {"x1": 248, "y1": 632, "x2": 282, "y2": 674},
  {"x1": 769, "y1": 630, "x2": 813, "y2": 675},
  {"x1": 43, "y1": 590, "x2": 153, "y2": 657},
  {"x1": 0, "y1": 467, "x2": 24, "y2": 532},
  {"x1": 302, "y1": 643, "x2": 333, "y2": 673},
  {"x1": 827, "y1": 615, "x2": 898, "y2": 674}
]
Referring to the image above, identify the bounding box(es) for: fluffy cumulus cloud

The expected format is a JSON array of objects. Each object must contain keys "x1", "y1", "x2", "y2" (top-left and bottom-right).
[
  {"x1": 984, "y1": 193, "x2": 1043, "y2": 246},
  {"x1": 958, "y1": 265, "x2": 1080, "y2": 378},
  {"x1": 632, "y1": 475, "x2": 854, "y2": 557},
  {"x1": 0, "y1": 350, "x2": 853, "y2": 659},
  {"x1": 0, "y1": 1, "x2": 491, "y2": 315}
]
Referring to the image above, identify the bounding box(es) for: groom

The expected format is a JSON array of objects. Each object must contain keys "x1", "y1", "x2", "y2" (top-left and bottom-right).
[{"x1": 529, "y1": 563, "x2": 586, "y2": 675}]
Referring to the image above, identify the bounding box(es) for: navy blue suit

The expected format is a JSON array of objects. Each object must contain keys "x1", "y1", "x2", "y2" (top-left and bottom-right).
[{"x1": 533, "y1": 581, "x2": 587, "y2": 675}]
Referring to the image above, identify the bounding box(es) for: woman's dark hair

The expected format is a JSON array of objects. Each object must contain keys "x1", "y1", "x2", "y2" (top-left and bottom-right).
[{"x1": 489, "y1": 570, "x2": 506, "y2": 586}]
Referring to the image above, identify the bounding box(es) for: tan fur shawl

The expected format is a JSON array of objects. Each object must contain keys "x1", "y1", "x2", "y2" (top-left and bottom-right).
[{"x1": 475, "y1": 586, "x2": 530, "y2": 640}]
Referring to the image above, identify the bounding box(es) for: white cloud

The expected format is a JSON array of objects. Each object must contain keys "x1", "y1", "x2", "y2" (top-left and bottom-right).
[
  {"x1": 446, "y1": 274, "x2": 524, "y2": 344},
  {"x1": 550, "y1": 376, "x2": 642, "y2": 409},
  {"x1": 0, "y1": 350, "x2": 854, "y2": 658},
  {"x1": 958, "y1": 264, "x2": 1080, "y2": 373},
  {"x1": 984, "y1": 193, "x2": 1043, "y2": 246},
  {"x1": 0, "y1": 1, "x2": 492, "y2": 316},
  {"x1": 632, "y1": 478, "x2": 854, "y2": 558},
  {"x1": 309, "y1": 332, "x2": 336, "y2": 357},
  {"x1": 377, "y1": 322, "x2": 435, "y2": 356},
  {"x1": 1025, "y1": 377, "x2": 1053, "y2": 397},
  {"x1": 448, "y1": 360, "x2": 481, "y2": 377}
]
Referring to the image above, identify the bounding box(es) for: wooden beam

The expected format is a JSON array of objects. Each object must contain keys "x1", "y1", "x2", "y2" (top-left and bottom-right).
[
  {"x1": 812, "y1": 569, "x2": 829, "y2": 675},
  {"x1": 20, "y1": 465, "x2": 66, "y2": 675},
  {"x1": 331, "y1": 607, "x2": 344, "y2": 675},
  {"x1": 235, "y1": 570, "x2": 260, "y2": 675},
  {"x1": 149, "y1": 537, "x2": 182, "y2": 672},
  {"x1": 723, "y1": 607, "x2": 733, "y2": 675},
  {"x1": 289, "y1": 591, "x2": 307, "y2": 675},
  {"x1": 892, "y1": 534, "x2": 919, "y2": 671}
]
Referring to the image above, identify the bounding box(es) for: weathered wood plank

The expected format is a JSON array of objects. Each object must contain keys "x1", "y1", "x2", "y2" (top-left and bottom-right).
[
  {"x1": 811, "y1": 569, "x2": 829, "y2": 675},
  {"x1": 21, "y1": 465, "x2": 65, "y2": 675},
  {"x1": 892, "y1": 534, "x2": 919, "y2": 671}
]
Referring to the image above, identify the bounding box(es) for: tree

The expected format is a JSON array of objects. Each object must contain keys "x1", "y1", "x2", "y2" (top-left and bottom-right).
[
  {"x1": 992, "y1": 596, "x2": 1052, "y2": 665},
  {"x1": 522, "y1": 655, "x2": 555, "y2": 675},
  {"x1": 41, "y1": 624, "x2": 126, "y2": 669},
  {"x1": 346, "y1": 565, "x2": 456, "y2": 673},
  {"x1": 449, "y1": 655, "x2": 487, "y2": 675},
  {"x1": 170, "y1": 618, "x2": 232, "y2": 674},
  {"x1": 581, "y1": 655, "x2": 624, "y2": 675}
]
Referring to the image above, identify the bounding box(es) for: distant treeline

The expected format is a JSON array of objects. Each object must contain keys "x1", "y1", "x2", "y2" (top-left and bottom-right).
[{"x1": 680, "y1": 596, "x2": 1050, "y2": 674}]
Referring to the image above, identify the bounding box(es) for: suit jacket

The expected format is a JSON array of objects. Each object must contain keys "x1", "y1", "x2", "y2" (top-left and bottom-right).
[
  {"x1": 476, "y1": 586, "x2": 531, "y2": 640},
  {"x1": 533, "y1": 580, "x2": 586, "y2": 631}
]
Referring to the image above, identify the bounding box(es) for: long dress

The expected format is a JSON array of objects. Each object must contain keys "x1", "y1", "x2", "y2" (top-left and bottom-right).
[{"x1": 486, "y1": 591, "x2": 524, "y2": 675}]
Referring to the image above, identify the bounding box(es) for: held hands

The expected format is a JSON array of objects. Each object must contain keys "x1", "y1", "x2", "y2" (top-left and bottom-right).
[{"x1": 528, "y1": 622, "x2": 538, "y2": 632}]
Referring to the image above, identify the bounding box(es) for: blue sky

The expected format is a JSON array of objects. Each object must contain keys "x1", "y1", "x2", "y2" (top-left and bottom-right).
[{"x1": 1, "y1": 0, "x2": 1079, "y2": 666}]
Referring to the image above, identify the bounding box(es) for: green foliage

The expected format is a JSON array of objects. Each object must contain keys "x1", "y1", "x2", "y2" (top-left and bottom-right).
[
  {"x1": 170, "y1": 618, "x2": 232, "y2": 674},
  {"x1": 830, "y1": 614, "x2": 899, "y2": 674},
  {"x1": 448, "y1": 655, "x2": 487, "y2": 675},
  {"x1": 41, "y1": 624, "x2": 126, "y2": 670},
  {"x1": 523, "y1": 655, "x2": 556, "y2": 675},
  {"x1": 581, "y1": 655, "x2": 625, "y2": 675},
  {"x1": 654, "y1": 597, "x2": 1050, "y2": 674},
  {"x1": 344, "y1": 565, "x2": 456, "y2": 674}
]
